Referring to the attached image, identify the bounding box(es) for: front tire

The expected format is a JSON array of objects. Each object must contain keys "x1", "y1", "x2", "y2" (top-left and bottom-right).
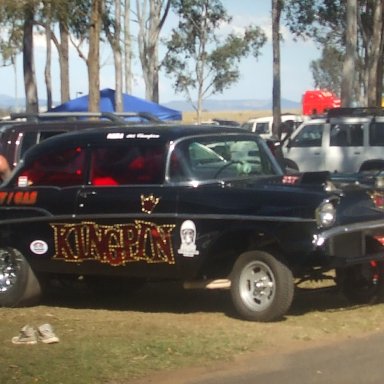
[
  {"x1": 0, "y1": 247, "x2": 42, "y2": 307},
  {"x1": 230, "y1": 250, "x2": 294, "y2": 322}
]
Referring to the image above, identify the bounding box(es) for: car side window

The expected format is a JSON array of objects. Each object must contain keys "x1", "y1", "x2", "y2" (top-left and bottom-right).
[
  {"x1": 330, "y1": 124, "x2": 363, "y2": 147},
  {"x1": 18, "y1": 147, "x2": 86, "y2": 187},
  {"x1": 169, "y1": 137, "x2": 277, "y2": 182},
  {"x1": 369, "y1": 122, "x2": 384, "y2": 146},
  {"x1": 90, "y1": 145, "x2": 165, "y2": 186},
  {"x1": 289, "y1": 124, "x2": 323, "y2": 147}
]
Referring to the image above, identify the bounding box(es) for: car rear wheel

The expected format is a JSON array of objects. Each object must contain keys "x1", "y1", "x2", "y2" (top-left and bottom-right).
[
  {"x1": 230, "y1": 250, "x2": 294, "y2": 322},
  {"x1": 0, "y1": 247, "x2": 42, "y2": 307},
  {"x1": 336, "y1": 262, "x2": 384, "y2": 304}
]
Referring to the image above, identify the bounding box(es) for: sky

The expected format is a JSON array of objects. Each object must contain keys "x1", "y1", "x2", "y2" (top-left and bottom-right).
[{"x1": 0, "y1": 0, "x2": 321, "y2": 105}]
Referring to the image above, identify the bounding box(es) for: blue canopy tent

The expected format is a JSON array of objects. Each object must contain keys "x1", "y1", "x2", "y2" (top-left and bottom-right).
[{"x1": 49, "y1": 88, "x2": 182, "y2": 121}]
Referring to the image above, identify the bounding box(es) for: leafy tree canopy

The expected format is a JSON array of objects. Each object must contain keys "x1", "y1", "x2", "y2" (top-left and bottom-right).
[{"x1": 163, "y1": 0, "x2": 266, "y2": 112}]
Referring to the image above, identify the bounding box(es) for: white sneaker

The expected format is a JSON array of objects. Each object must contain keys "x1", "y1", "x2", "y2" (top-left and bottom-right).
[
  {"x1": 37, "y1": 323, "x2": 60, "y2": 344},
  {"x1": 12, "y1": 325, "x2": 38, "y2": 345}
]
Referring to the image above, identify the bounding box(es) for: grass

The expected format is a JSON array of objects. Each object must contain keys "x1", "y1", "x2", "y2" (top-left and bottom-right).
[{"x1": 2, "y1": 282, "x2": 384, "y2": 384}]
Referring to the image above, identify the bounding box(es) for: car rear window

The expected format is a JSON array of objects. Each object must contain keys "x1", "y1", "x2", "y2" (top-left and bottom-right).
[{"x1": 18, "y1": 147, "x2": 86, "y2": 187}]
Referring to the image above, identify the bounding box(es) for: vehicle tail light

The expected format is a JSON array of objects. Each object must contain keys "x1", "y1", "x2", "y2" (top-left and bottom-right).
[{"x1": 370, "y1": 191, "x2": 384, "y2": 209}]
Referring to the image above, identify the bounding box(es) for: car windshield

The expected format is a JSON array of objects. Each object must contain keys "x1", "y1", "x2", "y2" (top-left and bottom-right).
[{"x1": 169, "y1": 135, "x2": 281, "y2": 182}]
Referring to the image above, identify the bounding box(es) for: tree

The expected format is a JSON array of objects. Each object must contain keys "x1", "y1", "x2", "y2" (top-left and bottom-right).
[
  {"x1": 284, "y1": 0, "x2": 384, "y2": 107},
  {"x1": 310, "y1": 45, "x2": 343, "y2": 95},
  {"x1": 124, "y1": 0, "x2": 133, "y2": 94},
  {"x1": 340, "y1": 0, "x2": 357, "y2": 107},
  {"x1": 103, "y1": 0, "x2": 123, "y2": 111},
  {"x1": 272, "y1": 0, "x2": 282, "y2": 138},
  {"x1": 363, "y1": 0, "x2": 383, "y2": 106},
  {"x1": 164, "y1": 0, "x2": 266, "y2": 122},
  {"x1": 88, "y1": 0, "x2": 103, "y2": 112},
  {"x1": 0, "y1": 1, "x2": 23, "y2": 102},
  {"x1": 68, "y1": 0, "x2": 104, "y2": 111},
  {"x1": 136, "y1": 0, "x2": 171, "y2": 102},
  {"x1": 22, "y1": 1, "x2": 39, "y2": 113},
  {"x1": 0, "y1": 0, "x2": 40, "y2": 112}
]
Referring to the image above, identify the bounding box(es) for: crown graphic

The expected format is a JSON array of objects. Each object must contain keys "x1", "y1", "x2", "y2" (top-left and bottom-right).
[{"x1": 141, "y1": 194, "x2": 160, "y2": 214}]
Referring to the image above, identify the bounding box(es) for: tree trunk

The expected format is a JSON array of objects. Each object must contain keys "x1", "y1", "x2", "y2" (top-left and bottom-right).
[
  {"x1": 44, "y1": 2, "x2": 53, "y2": 110},
  {"x1": 114, "y1": 0, "x2": 123, "y2": 112},
  {"x1": 45, "y1": 28, "x2": 52, "y2": 110},
  {"x1": 124, "y1": 0, "x2": 132, "y2": 94},
  {"x1": 23, "y1": 4, "x2": 39, "y2": 114},
  {"x1": 272, "y1": 0, "x2": 282, "y2": 138},
  {"x1": 341, "y1": 0, "x2": 357, "y2": 107},
  {"x1": 136, "y1": 0, "x2": 170, "y2": 102},
  {"x1": 59, "y1": 22, "x2": 70, "y2": 103},
  {"x1": 88, "y1": 0, "x2": 103, "y2": 112},
  {"x1": 367, "y1": 0, "x2": 383, "y2": 107}
]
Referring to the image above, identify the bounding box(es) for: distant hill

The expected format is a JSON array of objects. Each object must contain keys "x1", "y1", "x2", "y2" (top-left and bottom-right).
[
  {"x1": 0, "y1": 94, "x2": 25, "y2": 110},
  {"x1": 164, "y1": 98, "x2": 300, "y2": 112},
  {"x1": 0, "y1": 94, "x2": 300, "y2": 113}
]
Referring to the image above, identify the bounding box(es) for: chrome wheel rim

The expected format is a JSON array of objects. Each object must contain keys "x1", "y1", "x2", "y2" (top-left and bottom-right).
[
  {"x1": 0, "y1": 249, "x2": 21, "y2": 293},
  {"x1": 238, "y1": 260, "x2": 276, "y2": 311}
]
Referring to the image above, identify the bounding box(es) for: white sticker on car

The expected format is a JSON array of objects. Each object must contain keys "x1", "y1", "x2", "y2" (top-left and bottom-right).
[
  {"x1": 30, "y1": 240, "x2": 48, "y2": 255},
  {"x1": 178, "y1": 220, "x2": 199, "y2": 257}
]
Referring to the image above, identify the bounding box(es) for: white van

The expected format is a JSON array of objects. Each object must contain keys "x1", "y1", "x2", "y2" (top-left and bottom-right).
[{"x1": 242, "y1": 114, "x2": 305, "y2": 139}]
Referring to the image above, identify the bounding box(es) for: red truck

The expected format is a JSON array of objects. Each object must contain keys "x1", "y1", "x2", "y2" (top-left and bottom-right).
[{"x1": 302, "y1": 89, "x2": 341, "y2": 116}]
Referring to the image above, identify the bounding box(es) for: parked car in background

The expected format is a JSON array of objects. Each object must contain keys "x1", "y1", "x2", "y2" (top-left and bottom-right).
[
  {"x1": 1, "y1": 123, "x2": 384, "y2": 322},
  {"x1": 282, "y1": 108, "x2": 384, "y2": 173},
  {"x1": 242, "y1": 113, "x2": 305, "y2": 139}
]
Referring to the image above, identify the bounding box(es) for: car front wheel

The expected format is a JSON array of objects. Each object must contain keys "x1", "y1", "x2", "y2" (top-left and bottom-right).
[
  {"x1": 230, "y1": 250, "x2": 294, "y2": 322},
  {"x1": 0, "y1": 247, "x2": 42, "y2": 307}
]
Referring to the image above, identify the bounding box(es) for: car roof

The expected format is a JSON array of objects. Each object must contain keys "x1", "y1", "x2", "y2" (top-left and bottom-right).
[{"x1": 21, "y1": 123, "x2": 254, "y2": 160}]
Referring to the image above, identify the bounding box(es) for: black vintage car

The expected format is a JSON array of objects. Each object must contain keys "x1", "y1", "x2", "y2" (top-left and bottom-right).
[{"x1": 2, "y1": 123, "x2": 384, "y2": 322}]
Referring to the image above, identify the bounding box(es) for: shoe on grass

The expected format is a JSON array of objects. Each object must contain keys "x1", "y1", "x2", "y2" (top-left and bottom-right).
[
  {"x1": 37, "y1": 323, "x2": 60, "y2": 344},
  {"x1": 12, "y1": 325, "x2": 38, "y2": 345}
]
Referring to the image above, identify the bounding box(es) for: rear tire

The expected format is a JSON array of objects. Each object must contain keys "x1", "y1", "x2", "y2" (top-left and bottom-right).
[
  {"x1": 230, "y1": 250, "x2": 294, "y2": 322},
  {"x1": 0, "y1": 247, "x2": 42, "y2": 307}
]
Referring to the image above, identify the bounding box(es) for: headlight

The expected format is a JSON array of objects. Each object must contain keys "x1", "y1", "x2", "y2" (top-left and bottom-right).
[{"x1": 316, "y1": 201, "x2": 336, "y2": 228}]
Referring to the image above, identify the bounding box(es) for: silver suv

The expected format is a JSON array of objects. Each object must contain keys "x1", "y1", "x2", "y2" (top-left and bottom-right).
[{"x1": 282, "y1": 108, "x2": 384, "y2": 173}]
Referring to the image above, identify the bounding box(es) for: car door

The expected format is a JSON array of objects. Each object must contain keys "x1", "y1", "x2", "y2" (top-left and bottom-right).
[
  {"x1": 324, "y1": 117, "x2": 369, "y2": 173},
  {"x1": 72, "y1": 143, "x2": 180, "y2": 276},
  {"x1": 283, "y1": 120, "x2": 327, "y2": 172}
]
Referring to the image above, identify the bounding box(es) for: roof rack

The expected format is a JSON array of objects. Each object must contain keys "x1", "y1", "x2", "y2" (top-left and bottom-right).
[
  {"x1": 326, "y1": 107, "x2": 384, "y2": 118},
  {"x1": 6, "y1": 111, "x2": 162, "y2": 123}
]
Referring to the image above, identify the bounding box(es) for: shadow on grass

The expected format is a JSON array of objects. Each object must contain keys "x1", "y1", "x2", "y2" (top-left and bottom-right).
[
  {"x1": 42, "y1": 279, "x2": 234, "y2": 315},
  {"x1": 39, "y1": 278, "x2": 372, "y2": 321}
]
